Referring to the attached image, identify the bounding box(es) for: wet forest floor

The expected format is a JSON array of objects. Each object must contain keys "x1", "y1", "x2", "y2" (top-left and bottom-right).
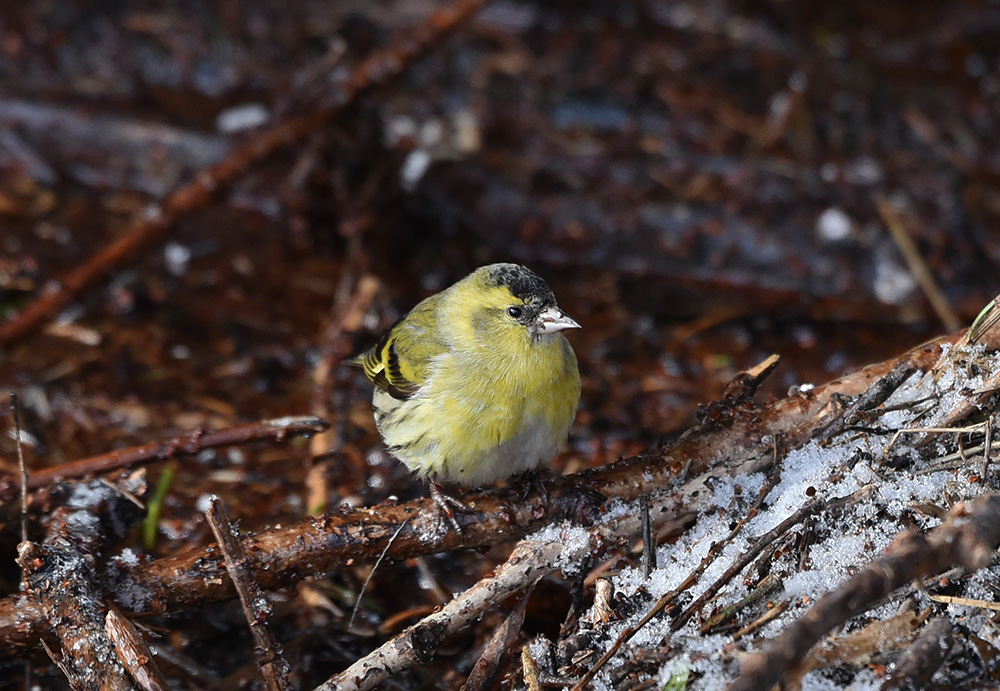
[{"x1": 2, "y1": 1, "x2": 1000, "y2": 689}]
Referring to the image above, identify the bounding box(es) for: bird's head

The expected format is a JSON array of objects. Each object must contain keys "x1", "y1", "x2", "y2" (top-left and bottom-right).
[{"x1": 450, "y1": 263, "x2": 580, "y2": 347}]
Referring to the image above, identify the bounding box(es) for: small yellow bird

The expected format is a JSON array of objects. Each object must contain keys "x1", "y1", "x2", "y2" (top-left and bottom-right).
[{"x1": 352, "y1": 263, "x2": 581, "y2": 514}]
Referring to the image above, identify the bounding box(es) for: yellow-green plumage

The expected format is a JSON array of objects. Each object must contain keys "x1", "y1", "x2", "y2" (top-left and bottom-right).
[{"x1": 352, "y1": 263, "x2": 581, "y2": 486}]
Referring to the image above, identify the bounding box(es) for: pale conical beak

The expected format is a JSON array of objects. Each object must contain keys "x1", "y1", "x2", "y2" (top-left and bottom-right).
[{"x1": 535, "y1": 306, "x2": 581, "y2": 334}]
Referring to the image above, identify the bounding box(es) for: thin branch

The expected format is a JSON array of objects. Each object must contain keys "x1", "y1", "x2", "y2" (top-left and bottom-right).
[
  {"x1": 105, "y1": 606, "x2": 169, "y2": 691},
  {"x1": 0, "y1": 415, "x2": 328, "y2": 492},
  {"x1": 206, "y1": 496, "x2": 292, "y2": 691},
  {"x1": 876, "y1": 195, "x2": 961, "y2": 332},
  {"x1": 349, "y1": 518, "x2": 410, "y2": 631},
  {"x1": 10, "y1": 394, "x2": 28, "y2": 548},
  {"x1": 462, "y1": 585, "x2": 534, "y2": 691}
]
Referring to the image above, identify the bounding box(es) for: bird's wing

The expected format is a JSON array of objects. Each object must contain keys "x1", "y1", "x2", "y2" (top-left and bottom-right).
[{"x1": 350, "y1": 296, "x2": 446, "y2": 400}]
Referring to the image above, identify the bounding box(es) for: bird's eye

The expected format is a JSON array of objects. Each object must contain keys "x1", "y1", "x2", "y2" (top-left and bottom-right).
[{"x1": 506, "y1": 305, "x2": 523, "y2": 319}]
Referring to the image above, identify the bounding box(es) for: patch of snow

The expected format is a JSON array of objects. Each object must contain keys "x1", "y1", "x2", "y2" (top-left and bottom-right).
[{"x1": 542, "y1": 344, "x2": 1000, "y2": 688}]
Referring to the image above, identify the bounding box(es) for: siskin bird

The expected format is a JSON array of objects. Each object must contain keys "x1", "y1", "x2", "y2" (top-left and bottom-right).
[{"x1": 351, "y1": 263, "x2": 581, "y2": 516}]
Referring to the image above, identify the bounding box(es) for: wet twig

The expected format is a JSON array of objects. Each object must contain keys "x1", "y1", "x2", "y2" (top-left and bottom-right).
[
  {"x1": 105, "y1": 606, "x2": 169, "y2": 691},
  {"x1": 0, "y1": 415, "x2": 328, "y2": 493},
  {"x1": 17, "y1": 540, "x2": 139, "y2": 690},
  {"x1": 206, "y1": 496, "x2": 292, "y2": 691}
]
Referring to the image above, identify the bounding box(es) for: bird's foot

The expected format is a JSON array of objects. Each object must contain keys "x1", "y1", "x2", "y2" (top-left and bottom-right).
[
  {"x1": 512, "y1": 469, "x2": 606, "y2": 525},
  {"x1": 429, "y1": 482, "x2": 472, "y2": 533},
  {"x1": 512, "y1": 467, "x2": 559, "y2": 506}
]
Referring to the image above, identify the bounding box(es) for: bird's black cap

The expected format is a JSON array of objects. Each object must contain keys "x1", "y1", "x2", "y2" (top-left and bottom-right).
[{"x1": 486, "y1": 263, "x2": 556, "y2": 305}]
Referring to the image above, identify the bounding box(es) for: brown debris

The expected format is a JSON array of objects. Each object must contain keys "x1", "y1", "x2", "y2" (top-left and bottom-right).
[{"x1": 4, "y1": 1, "x2": 1000, "y2": 688}]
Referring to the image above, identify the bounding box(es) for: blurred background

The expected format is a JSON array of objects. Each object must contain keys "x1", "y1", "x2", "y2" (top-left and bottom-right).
[{"x1": 1, "y1": 0, "x2": 998, "y2": 687}]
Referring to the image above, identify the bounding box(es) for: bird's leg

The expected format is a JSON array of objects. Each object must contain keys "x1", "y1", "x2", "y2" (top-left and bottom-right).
[{"x1": 429, "y1": 482, "x2": 472, "y2": 533}]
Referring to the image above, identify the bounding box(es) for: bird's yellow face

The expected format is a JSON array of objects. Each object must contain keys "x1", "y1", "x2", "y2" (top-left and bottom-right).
[{"x1": 445, "y1": 266, "x2": 580, "y2": 355}]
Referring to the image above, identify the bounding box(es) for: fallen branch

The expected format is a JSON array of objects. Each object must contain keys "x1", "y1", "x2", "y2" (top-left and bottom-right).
[
  {"x1": 15, "y1": 477, "x2": 147, "y2": 688},
  {"x1": 18, "y1": 540, "x2": 139, "y2": 690},
  {"x1": 206, "y1": 497, "x2": 292, "y2": 691},
  {"x1": 0, "y1": 415, "x2": 329, "y2": 494}
]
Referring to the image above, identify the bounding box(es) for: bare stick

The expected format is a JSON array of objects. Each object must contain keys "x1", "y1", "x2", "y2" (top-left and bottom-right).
[
  {"x1": 309, "y1": 274, "x2": 381, "y2": 459},
  {"x1": 348, "y1": 518, "x2": 410, "y2": 631},
  {"x1": 816, "y1": 358, "x2": 917, "y2": 440},
  {"x1": 640, "y1": 495, "x2": 655, "y2": 579},
  {"x1": 463, "y1": 586, "x2": 534, "y2": 691},
  {"x1": 730, "y1": 494, "x2": 1000, "y2": 691},
  {"x1": 880, "y1": 616, "x2": 954, "y2": 691},
  {"x1": 9, "y1": 394, "x2": 31, "y2": 691},
  {"x1": 10, "y1": 394, "x2": 28, "y2": 548},
  {"x1": 105, "y1": 605, "x2": 170, "y2": 691},
  {"x1": 0, "y1": 415, "x2": 328, "y2": 491},
  {"x1": 311, "y1": 272, "x2": 380, "y2": 413},
  {"x1": 0, "y1": 0, "x2": 490, "y2": 346},
  {"x1": 206, "y1": 496, "x2": 292, "y2": 691},
  {"x1": 876, "y1": 195, "x2": 961, "y2": 332}
]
